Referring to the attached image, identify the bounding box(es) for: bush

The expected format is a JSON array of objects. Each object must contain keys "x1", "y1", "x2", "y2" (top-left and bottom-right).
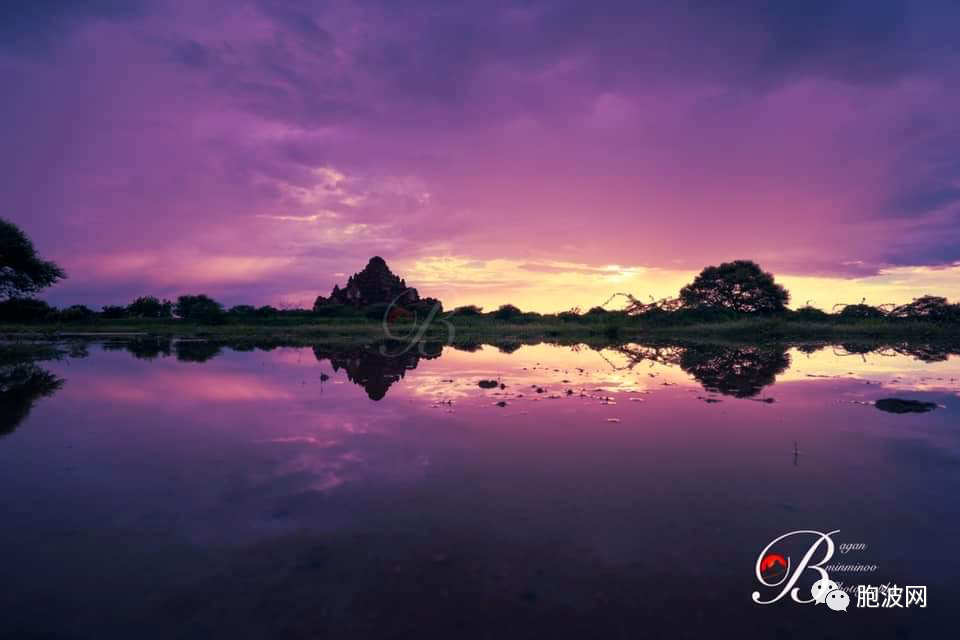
[
  {"x1": 891, "y1": 295, "x2": 960, "y2": 323},
  {"x1": 228, "y1": 305, "x2": 257, "y2": 317},
  {"x1": 453, "y1": 305, "x2": 483, "y2": 316},
  {"x1": 0, "y1": 298, "x2": 57, "y2": 322},
  {"x1": 312, "y1": 303, "x2": 356, "y2": 318},
  {"x1": 638, "y1": 306, "x2": 739, "y2": 326},
  {"x1": 386, "y1": 306, "x2": 414, "y2": 323},
  {"x1": 837, "y1": 304, "x2": 886, "y2": 321},
  {"x1": 791, "y1": 305, "x2": 831, "y2": 322},
  {"x1": 408, "y1": 298, "x2": 443, "y2": 318},
  {"x1": 59, "y1": 304, "x2": 95, "y2": 323},
  {"x1": 100, "y1": 305, "x2": 128, "y2": 319},
  {"x1": 492, "y1": 304, "x2": 524, "y2": 322},
  {"x1": 255, "y1": 305, "x2": 279, "y2": 318}
]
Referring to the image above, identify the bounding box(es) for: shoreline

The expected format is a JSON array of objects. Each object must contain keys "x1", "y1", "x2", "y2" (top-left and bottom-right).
[{"x1": 3, "y1": 318, "x2": 960, "y2": 350}]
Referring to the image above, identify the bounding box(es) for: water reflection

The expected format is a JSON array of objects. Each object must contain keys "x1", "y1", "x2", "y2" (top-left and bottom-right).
[
  {"x1": 313, "y1": 341, "x2": 443, "y2": 400},
  {"x1": 0, "y1": 363, "x2": 63, "y2": 437},
  {"x1": 1, "y1": 337, "x2": 958, "y2": 639},
  {"x1": 104, "y1": 336, "x2": 173, "y2": 360},
  {"x1": 679, "y1": 345, "x2": 790, "y2": 398},
  {"x1": 6, "y1": 337, "x2": 960, "y2": 405},
  {"x1": 609, "y1": 343, "x2": 790, "y2": 397},
  {"x1": 175, "y1": 340, "x2": 223, "y2": 363}
]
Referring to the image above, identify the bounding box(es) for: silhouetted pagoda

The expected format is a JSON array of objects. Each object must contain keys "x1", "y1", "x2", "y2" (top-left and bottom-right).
[{"x1": 314, "y1": 256, "x2": 421, "y2": 309}]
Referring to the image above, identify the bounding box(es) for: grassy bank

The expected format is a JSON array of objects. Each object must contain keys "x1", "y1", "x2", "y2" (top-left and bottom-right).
[{"x1": 2, "y1": 316, "x2": 959, "y2": 346}]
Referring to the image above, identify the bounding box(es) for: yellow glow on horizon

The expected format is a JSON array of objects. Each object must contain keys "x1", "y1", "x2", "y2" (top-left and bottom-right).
[{"x1": 399, "y1": 257, "x2": 960, "y2": 314}]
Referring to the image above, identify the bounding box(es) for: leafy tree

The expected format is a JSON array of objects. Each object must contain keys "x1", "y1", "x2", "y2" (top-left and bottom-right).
[
  {"x1": 255, "y1": 305, "x2": 279, "y2": 317},
  {"x1": 0, "y1": 218, "x2": 65, "y2": 300},
  {"x1": 680, "y1": 260, "x2": 789, "y2": 314},
  {"x1": 492, "y1": 304, "x2": 524, "y2": 321},
  {"x1": 127, "y1": 296, "x2": 173, "y2": 318},
  {"x1": 174, "y1": 294, "x2": 225, "y2": 324}
]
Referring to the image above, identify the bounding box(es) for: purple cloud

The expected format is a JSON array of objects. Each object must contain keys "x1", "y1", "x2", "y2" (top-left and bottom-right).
[{"x1": 1, "y1": 0, "x2": 959, "y2": 309}]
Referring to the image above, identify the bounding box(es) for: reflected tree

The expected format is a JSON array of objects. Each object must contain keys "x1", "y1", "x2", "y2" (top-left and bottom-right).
[
  {"x1": 891, "y1": 343, "x2": 958, "y2": 363},
  {"x1": 608, "y1": 343, "x2": 788, "y2": 397},
  {"x1": 175, "y1": 341, "x2": 223, "y2": 363},
  {"x1": 679, "y1": 345, "x2": 790, "y2": 398},
  {"x1": 0, "y1": 364, "x2": 64, "y2": 437},
  {"x1": 494, "y1": 341, "x2": 523, "y2": 354},
  {"x1": 127, "y1": 337, "x2": 173, "y2": 360},
  {"x1": 103, "y1": 337, "x2": 174, "y2": 360}
]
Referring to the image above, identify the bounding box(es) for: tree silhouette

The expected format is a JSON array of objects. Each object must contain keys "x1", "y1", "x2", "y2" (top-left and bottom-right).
[
  {"x1": 680, "y1": 260, "x2": 788, "y2": 313},
  {"x1": 0, "y1": 218, "x2": 65, "y2": 300},
  {"x1": 175, "y1": 294, "x2": 225, "y2": 324},
  {"x1": 493, "y1": 304, "x2": 524, "y2": 321},
  {"x1": 128, "y1": 296, "x2": 173, "y2": 318}
]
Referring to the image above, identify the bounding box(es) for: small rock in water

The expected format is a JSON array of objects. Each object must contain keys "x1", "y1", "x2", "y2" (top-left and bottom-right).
[
  {"x1": 495, "y1": 400, "x2": 508, "y2": 407},
  {"x1": 874, "y1": 398, "x2": 937, "y2": 414},
  {"x1": 478, "y1": 380, "x2": 499, "y2": 389}
]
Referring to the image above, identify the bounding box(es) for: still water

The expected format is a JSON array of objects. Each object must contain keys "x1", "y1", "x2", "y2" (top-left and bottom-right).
[{"x1": 1, "y1": 339, "x2": 958, "y2": 638}]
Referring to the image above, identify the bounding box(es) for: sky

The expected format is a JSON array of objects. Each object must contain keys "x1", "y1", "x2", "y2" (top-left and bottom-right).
[{"x1": 3, "y1": 0, "x2": 960, "y2": 313}]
